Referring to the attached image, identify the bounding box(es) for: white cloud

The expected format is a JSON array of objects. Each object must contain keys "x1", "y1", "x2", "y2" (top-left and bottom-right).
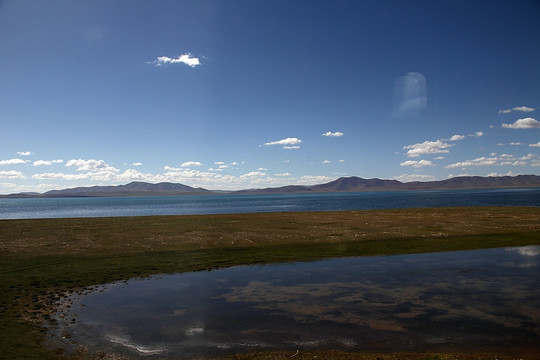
[
  {"x1": 208, "y1": 163, "x2": 228, "y2": 170},
  {"x1": 0, "y1": 158, "x2": 26, "y2": 165},
  {"x1": 295, "y1": 175, "x2": 333, "y2": 185},
  {"x1": 403, "y1": 140, "x2": 453, "y2": 157},
  {"x1": 447, "y1": 132, "x2": 483, "y2": 141},
  {"x1": 17, "y1": 151, "x2": 31, "y2": 156},
  {"x1": 487, "y1": 171, "x2": 519, "y2": 177},
  {"x1": 181, "y1": 161, "x2": 202, "y2": 167},
  {"x1": 338, "y1": 160, "x2": 345, "y2": 163},
  {"x1": 1, "y1": 155, "x2": 354, "y2": 192},
  {"x1": 283, "y1": 146, "x2": 300, "y2": 150},
  {"x1": 392, "y1": 174, "x2": 437, "y2": 182},
  {"x1": 502, "y1": 118, "x2": 540, "y2": 129},
  {"x1": 445, "y1": 153, "x2": 538, "y2": 168},
  {"x1": 519, "y1": 153, "x2": 536, "y2": 160},
  {"x1": 150, "y1": 53, "x2": 201, "y2": 68},
  {"x1": 509, "y1": 142, "x2": 523, "y2": 146},
  {"x1": 132, "y1": 162, "x2": 143, "y2": 166},
  {"x1": 447, "y1": 173, "x2": 475, "y2": 178},
  {"x1": 529, "y1": 142, "x2": 540, "y2": 147},
  {"x1": 322, "y1": 160, "x2": 331, "y2": 164},
  {"x1": 448, "y1": 134, "x2": 465, "y2": 141},
  {"x1": 445, "y1": 157, "x2": 497, "y2": 168},
  {"x1": 499, "y1": 106, "x2": 535, "y2": 114},
  {"x1": 66, "y1": 159, "x2": 118, "y2": 172},
  {"x1": 163, "y1": 166, "x2": 181, "y2": 171},
  {"x1": 0, "y1": 170, "x2": 26, "y2": 179},
  {"x1": 160, "y1": 168, "x2": 293, "y2": 190},
  {"x1": 513, "y1": 106, "x2": 535, "y2": 112},
  {"x1": 240, "y1": 171, "x2": 267, "y2": 179},
  {"x1": 263, "y1": 137, "x2": 302, "y2": 148},
  {"x1": 0, "y1": 182, "x2": 60, "y2": 194},
  {"x1": 114, "y1": 169, "x2": 157, "y2": 182},
  {"x1": 322, "y1": 131, "x2": 344, "y2": 137},
  {"x1": 164, "y1": 168, "x2": 222, "y2": 181},
  {"x1": 400, "y1": 160, "x2": 434, "y2": 168},
  {"x1": 32, "y1": 172, "x2": 89, "y2": 180},
  {"x1": 33, "y1": 160, "x2": 64, "y2": 166},
  {"x1": 32, "y1": 163, "x2": 160, "y2": 184}
]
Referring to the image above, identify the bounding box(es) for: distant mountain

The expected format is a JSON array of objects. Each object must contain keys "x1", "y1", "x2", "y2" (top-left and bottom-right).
[
  {"x1": 231, "y1": 177, "x2": 403, "y2": 194},
  {"x1": 312, "y1": 177, "x2": 403, "y2": 192},
  {"x1": 400, "y1": 175, "x2": 540, "y2": 191},
  {"x1": 232, "y1": 175, "x2": 540, "y2": 194},
  {"x1": 1, "y1": 175, "x2": 539, "y2": 198},
  {"x1": 0, "y1": 192, "x2": 41, "y2": 198},
  {"x1": 22, "y1": 181, "x2": 212, "y2": 198}
]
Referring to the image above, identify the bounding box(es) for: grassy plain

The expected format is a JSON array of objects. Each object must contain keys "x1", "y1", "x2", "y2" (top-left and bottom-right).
[{"x1": 1, "y1": 206, "x2": 539, "y2": 360}]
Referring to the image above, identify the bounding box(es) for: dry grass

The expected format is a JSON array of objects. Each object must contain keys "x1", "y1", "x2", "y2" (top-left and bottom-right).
[{"x1": 2, "y1": 207, "x2": 539, "y2": 258}]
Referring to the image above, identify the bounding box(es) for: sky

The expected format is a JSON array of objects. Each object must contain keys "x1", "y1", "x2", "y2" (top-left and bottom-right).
[{"x1": 1, "y1": 0, "x2": 539, "y2": 194}]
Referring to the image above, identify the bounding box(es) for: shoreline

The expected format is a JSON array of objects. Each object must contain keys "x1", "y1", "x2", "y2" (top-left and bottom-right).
[{"x1": 1, "y1": 207, "x2": 540, "y2": 359}]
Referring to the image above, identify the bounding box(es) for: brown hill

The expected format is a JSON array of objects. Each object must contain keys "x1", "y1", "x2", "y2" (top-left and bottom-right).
[
  {"x1": 233, "y1": 175, "x2": 540, "y2": 194},
  {"x1": 1, "y1": 175, "x2": 539, "y2": 198}
]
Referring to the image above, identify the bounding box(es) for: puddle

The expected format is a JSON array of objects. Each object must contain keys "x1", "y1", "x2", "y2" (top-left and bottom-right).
[{"x1": 48, "y1": 246, "x2": 540, "y2": 358}]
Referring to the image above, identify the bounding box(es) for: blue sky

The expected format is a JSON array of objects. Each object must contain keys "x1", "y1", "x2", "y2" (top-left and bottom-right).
[{"x1": 1, "y1": 0, "x2": 539, "y2": 193}]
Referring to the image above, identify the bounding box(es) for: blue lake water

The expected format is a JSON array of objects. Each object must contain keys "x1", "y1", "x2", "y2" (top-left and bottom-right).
[
  {"x1": 50, "y1": 246, "x2": 540, "y2": 359},
  {"x1": 1, "y1": 188, "x2": 539, "y2": 219}
]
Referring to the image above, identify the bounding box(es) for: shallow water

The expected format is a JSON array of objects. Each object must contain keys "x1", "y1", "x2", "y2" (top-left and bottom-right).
[{"x1": 49, "y1": 246, "x2": 540, "y2": 358}]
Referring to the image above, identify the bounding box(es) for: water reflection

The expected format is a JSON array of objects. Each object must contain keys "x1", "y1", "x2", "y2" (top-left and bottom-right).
[{"x1": 50, "y1": 246, "x2": 540, "y2": 358}]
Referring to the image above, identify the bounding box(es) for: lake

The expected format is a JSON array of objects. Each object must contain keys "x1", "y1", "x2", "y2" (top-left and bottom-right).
[
  {"x1": 49, "y1": 246, "x2": 540, "y2": 359},
  {"x1": 2, "y1": 187, "x2": 540, "y2": 219}
]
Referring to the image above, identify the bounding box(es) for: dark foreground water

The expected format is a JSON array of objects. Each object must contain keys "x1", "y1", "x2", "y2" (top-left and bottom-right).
[
  {"x1": 49, "y1": 246, "x2": 540, "y2": 358},
  {"x1": 2, "y1": 188, "x2": 540, "y2": 219}
]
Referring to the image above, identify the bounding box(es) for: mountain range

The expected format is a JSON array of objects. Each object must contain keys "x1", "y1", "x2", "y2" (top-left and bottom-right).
[{"x1": 1, "y1": 175, "x2": 539, "y2": 198}]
